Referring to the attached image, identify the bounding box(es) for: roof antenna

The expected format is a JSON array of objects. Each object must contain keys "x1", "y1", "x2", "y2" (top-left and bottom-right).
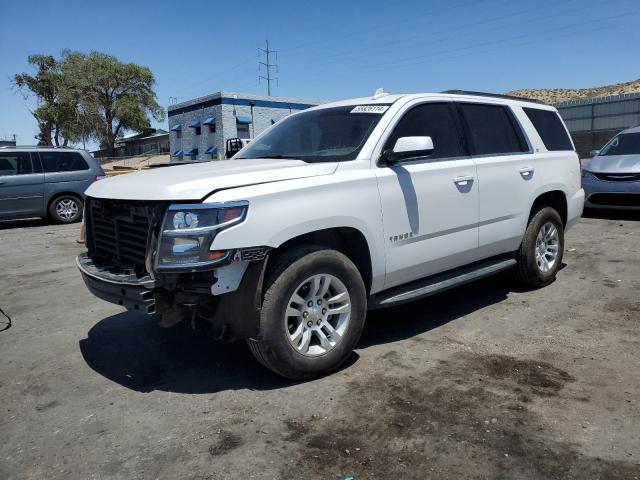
[{"x1": 372, "y1": 87, "x2": 389, "y2": 100}]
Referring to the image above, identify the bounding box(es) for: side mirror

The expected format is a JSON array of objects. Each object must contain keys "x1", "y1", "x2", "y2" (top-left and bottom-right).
[
  {"x1": 590, "y1": 149, "x2": 600, "y2": 157},
  {"x1": 383, "y1": 136, "x2": 434, "y2": 164}
]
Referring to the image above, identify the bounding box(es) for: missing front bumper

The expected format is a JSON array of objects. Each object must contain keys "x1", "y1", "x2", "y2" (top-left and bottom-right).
[{"x1": 77, "y1": 253, "x2": 157, "y2": 314}]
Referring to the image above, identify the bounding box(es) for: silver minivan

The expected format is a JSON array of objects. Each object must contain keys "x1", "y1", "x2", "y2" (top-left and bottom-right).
[
  {"x1": 582, "y1": 126, "x2": 640, "y2": 210},
  {"x1": 0, "y1": 147, "x2": 106, "y2": 223}
]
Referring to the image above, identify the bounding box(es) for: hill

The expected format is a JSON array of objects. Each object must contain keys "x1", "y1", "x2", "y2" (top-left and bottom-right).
[{"x1": 508, "y1": 79, "x2": 640, "y2": 104}]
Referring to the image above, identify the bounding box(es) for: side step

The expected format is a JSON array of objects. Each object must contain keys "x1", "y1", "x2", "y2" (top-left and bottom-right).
[{"x1": 370, "y1": 256, "x2": 516, "y2": 309}]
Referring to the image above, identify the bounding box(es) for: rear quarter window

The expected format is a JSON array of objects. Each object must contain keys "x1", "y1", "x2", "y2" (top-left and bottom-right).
[
  {"x1": 40, "y1": 151, "x2": 90, "y2": 173},
  {"x1": 523, "y1": 107, "x2": 573, "y2": 151},
  {"x1": 458, "y1": 103, "x2": 529, "y2": 156}
]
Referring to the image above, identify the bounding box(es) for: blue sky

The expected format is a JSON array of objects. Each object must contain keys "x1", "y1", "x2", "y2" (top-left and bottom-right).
[{"x1": 1, "y1": 0, "x2": 639, "y2": 147}]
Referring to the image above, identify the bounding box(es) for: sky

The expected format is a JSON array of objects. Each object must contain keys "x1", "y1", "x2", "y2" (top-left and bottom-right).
[{"x1": 1, "y1": 0, "x2": 639, "y2": 148}]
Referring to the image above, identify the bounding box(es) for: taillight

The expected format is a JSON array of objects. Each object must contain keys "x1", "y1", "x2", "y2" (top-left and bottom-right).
[{"x1": 94, "y1": 175, "x2": 107, "y2": 181}]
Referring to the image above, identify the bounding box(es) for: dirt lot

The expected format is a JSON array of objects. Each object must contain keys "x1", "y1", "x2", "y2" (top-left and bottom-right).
[{"x1": 1, "y1": 212, "x2": 639, "y2": 479}]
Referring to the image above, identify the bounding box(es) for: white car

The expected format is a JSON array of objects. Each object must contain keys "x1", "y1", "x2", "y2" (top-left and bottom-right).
[{"x1": 77, "y1": 90, "x2": 584, "y2": 379}]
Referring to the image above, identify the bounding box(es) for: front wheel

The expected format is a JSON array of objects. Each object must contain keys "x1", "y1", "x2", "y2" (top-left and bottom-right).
[
  {"x1": 515, "y1": 206, "x2": 564, "y2": 287},
  {"x1": 247, "y1": 246, "x2": 367, "y2": 380}
]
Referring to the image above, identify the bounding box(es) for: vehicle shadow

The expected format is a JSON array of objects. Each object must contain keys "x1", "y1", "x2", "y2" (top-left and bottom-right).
[
  {"x1": 79, "y1": 271, "x2": 524, "y2": 394},
  {"x1": 79, "y1": 313, "x2": 295, "y2": 394},
  {"x1": 0, "y1": 218, "x2": 50, "y2": 230},
  {"x1": 359, "y1": 271, "x2": 519, "y2": 349}
]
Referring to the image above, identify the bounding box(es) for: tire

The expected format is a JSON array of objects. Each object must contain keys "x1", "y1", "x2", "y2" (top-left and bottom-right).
[
  {"x1": 247, "y1": 245, "x2": 367, "y2": 380},
  {"x1": 48, "y1": 195, "x2": 83, "y2": 224},
  {"x1": 515, "y1": 206, "x2": 564, "y2": 288}
]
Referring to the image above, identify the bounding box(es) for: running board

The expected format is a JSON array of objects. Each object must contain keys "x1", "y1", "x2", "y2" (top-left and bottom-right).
[{"x1": 371, "y1": 256, "x2": 516, "y2": 309}]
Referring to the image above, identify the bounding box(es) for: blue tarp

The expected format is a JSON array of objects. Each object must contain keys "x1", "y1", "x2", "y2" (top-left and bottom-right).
[
  {"x1": 236, "y1": 115, "x2": 253, "y2": 124},
  {"x1": 170, "y1": 124, "x2": 182, "y2": 131},
  {"x1": 202, "y1": 116, "x2": 216, "y2": 125},
  {"x1": 205, "y1": 146, "x2": 218, "y2": 155},
  {"x1": 184, "y1": 149, "x2": 198, "y2": 156},
  {"x1": 172, "y1": 150, "x2": 184, "y2": 157},
  {"x1": 188, "y1": 120, "x2": 201, "y2": 128}
]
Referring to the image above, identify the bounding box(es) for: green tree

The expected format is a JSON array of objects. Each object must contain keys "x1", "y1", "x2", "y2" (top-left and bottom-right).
[
  {"x1": 13, "y1": 55, "x2": 88, "y2": 146},
  {"x1": 63, "y1": 51, "x2": 165, "y2": 156}
]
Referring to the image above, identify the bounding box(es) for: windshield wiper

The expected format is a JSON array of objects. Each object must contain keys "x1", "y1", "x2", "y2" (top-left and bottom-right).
[{"x1": 262, "y1": 154, "x2": 301, "y2": 160}]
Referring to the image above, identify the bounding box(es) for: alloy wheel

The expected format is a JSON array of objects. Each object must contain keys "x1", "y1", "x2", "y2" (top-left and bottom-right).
[
  {"x1": 284, "y1": 274, "x2": 351, "y2": 356},
  {"x1": 56, "y1": 199, "x2": 79, "y2": 220},
  {"x1": 535, "y1": 221, "x2": 559, "y2": 273}
]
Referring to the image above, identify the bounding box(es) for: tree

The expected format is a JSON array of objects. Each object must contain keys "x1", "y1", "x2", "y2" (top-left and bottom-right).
[
  {"x1": 63, "y1": 51, "x2": 165, "y2": 156},
  {"x1": 13, "y1": 55, "x2": 88, "y2": 146},
  {"x1": 13, "y1": 51, "x2": 164, "y2": 153}
]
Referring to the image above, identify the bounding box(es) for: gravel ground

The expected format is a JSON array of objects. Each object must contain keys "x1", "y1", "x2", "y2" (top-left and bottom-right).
[{"x1": 1, "y1": 212, "x2": 639, "y2": 479}]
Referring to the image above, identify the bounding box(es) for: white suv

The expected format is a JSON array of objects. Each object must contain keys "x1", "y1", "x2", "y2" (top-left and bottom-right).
[{"x1": 77, "y1": 90, "x2": 584, "y2": 379}]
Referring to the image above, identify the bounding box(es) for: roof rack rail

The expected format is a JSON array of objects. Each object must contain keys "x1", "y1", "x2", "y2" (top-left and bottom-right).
[
  {"x1": 441, "y1": 90, "x2": 545, "y2": 104},
  {"x1": 0, "y1": 145, "x2": 77, "y2": 149}
]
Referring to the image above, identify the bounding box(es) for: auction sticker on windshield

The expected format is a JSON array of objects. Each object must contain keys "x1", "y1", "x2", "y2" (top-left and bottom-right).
[{"x1": 350, "y1": 105, "x2": 389, "y2": 114}]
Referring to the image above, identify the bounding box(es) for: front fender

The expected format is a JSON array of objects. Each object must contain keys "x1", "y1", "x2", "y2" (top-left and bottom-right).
[{"x1": 209, "y1": 170, "x2": 386, "y2": 293}]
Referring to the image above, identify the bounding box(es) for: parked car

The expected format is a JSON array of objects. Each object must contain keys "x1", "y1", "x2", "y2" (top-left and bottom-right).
[
  {"x1": 77, "y1": 90, "x2": 584, "y2": 379},
  {"x1": 582, "y1": 126, "x2": 640, "y2": 210},
  {"x1": 0, "y1": 147, "x2": 106, "y2": 223}
]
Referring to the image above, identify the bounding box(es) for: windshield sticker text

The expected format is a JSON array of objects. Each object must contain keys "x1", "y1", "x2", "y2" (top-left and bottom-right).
[{"x1": 350, "y1": 105, "x2": 389, "y2": 114}]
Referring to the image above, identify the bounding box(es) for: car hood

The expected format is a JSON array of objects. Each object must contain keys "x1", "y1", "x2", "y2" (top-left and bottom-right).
[
  {"x1": 86, "y1": 158, "x2": 338, "y2": 201},
  {"x1": 585, "y1": 154, "x2": 640, "y2": 174}
]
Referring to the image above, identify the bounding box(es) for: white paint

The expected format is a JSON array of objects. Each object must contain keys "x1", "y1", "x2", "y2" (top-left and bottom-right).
[{"x1": 86, "y1": 92, "x2": 584, "y2": 295}]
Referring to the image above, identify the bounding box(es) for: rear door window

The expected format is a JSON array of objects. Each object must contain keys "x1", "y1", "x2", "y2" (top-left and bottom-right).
[
  {"x1": 458, "y1": 103, "x2": 529, "y2": 155},
  {"x1": 523, "y1": 107, "x2": 573, "y2": 151},
  {"x1": 40, "y1": 151, "x2": 89, "y2": 172},
  {"x1": 0, "y1": 152, "x2": 33, "y2": 176},
  {"x1": 384, "y1": 102, "x2": 466, "y2": 160}
]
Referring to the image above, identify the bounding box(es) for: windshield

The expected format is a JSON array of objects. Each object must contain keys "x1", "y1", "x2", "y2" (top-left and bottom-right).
[
  {"x1": 600, "y1": 132, "x2": 640, "y2": 156},
  {"x1": 236, "y1": 105, "x2": 389, "y2": 162}
]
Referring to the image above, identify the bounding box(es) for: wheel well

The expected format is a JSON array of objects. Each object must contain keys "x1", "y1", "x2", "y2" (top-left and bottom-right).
[
  {"x1": 47, "y1": 192, "x2": 83, "y2": 210},
  {"x1": 272, "y1": 227, "x2": 373, "y2": 293},
  {"x1": 530, "y1": 190, "x2": 567, "y2": 226}
]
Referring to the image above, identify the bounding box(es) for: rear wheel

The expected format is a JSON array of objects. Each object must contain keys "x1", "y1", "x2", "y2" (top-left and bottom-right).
[
  {"x1": 247, "y1": 246, "x2": 366, "y2": 380},
  {"x1": 515, "y1": 206, "x2": 564, "y2": 287},
  {"x1": 49, "y1": 195, "x2": 83, "y2": 224}
]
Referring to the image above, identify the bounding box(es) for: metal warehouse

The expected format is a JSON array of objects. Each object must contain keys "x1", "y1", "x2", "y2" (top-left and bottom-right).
[
  {"x1": 556, "y1": 93, "x2": 640, "y2": 157},
  {"x1": 167, "y1": 92, "x2": 321, "y2": 162}
]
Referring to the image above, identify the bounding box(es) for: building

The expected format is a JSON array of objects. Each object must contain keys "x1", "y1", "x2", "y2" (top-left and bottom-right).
[
  {"x1": 0, "y1": 139, "x2": 16, "y2": 147},
  {"x1": 167, "y1": 92, "x2": 321, "y2": 162},
  {"x1": 92, "y1": 128, "x2": 169, "y2": 159},
  {"x1": 556, "y1": 93, "x2": 640, "y2": 157}
]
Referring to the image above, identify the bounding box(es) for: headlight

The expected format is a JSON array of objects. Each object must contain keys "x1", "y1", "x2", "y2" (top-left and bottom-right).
[{"x1": 156, "y1": 202, "x2": 248, "y2": 271}]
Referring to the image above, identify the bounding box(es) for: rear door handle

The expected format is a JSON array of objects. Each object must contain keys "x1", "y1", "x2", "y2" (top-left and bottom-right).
[
  {"x1": 453, "y1": 175, "x2": 474, "y2": 186},
  {"x1": 519, "y1": 167, "x2": 534, "y2": 177}
]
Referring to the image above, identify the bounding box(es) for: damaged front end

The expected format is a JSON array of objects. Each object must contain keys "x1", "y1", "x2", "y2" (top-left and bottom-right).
[{"x1": 77, "y1": 198, "x2": 270, "y2": 340}]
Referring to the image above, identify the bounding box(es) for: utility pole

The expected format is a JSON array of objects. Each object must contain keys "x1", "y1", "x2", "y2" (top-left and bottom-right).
[{"x1": 259, "y1": 40, "x2": 278, "y2": 96}]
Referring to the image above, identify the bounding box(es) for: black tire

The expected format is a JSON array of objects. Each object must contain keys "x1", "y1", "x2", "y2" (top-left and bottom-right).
[
  {"x1": 247, "y1": 245, "x2": 367, "y2": 380},
  {"x1": 48, "y1": 195, "x2": 83, "y2": 224},
  {"x1": 515, "y1": 206, "x2": 564, "y2": 288}
]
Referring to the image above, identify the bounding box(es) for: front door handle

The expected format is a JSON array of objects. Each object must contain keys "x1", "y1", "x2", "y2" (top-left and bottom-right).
[
  {"x1": 519, "y1": 167, "x2": 534, "y2": 177},
  {"x1": 453, "y1": 175, "x2": 474, "y2": 186}
]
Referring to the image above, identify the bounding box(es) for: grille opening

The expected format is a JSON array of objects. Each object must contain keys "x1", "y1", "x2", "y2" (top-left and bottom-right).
[
  {"x1": 592, "y1": 172, "x2": 640, "y2": 182},
  {"x1": 86, "y1": 199, "x2": 165, "y2": 276}
]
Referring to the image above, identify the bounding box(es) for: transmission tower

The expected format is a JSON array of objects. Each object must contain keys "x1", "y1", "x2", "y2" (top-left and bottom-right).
[{"x1": 259, "y1": 40, "x2": 278, "y2": 96}]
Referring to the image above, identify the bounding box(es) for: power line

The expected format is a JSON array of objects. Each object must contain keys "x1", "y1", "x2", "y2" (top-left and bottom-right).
[
  {"x1": 259, "y1": 40, "x2": 278, "y2": 96},
  {"x1": 279, "y1": 9, "x2": 639, "y2": 88}
]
